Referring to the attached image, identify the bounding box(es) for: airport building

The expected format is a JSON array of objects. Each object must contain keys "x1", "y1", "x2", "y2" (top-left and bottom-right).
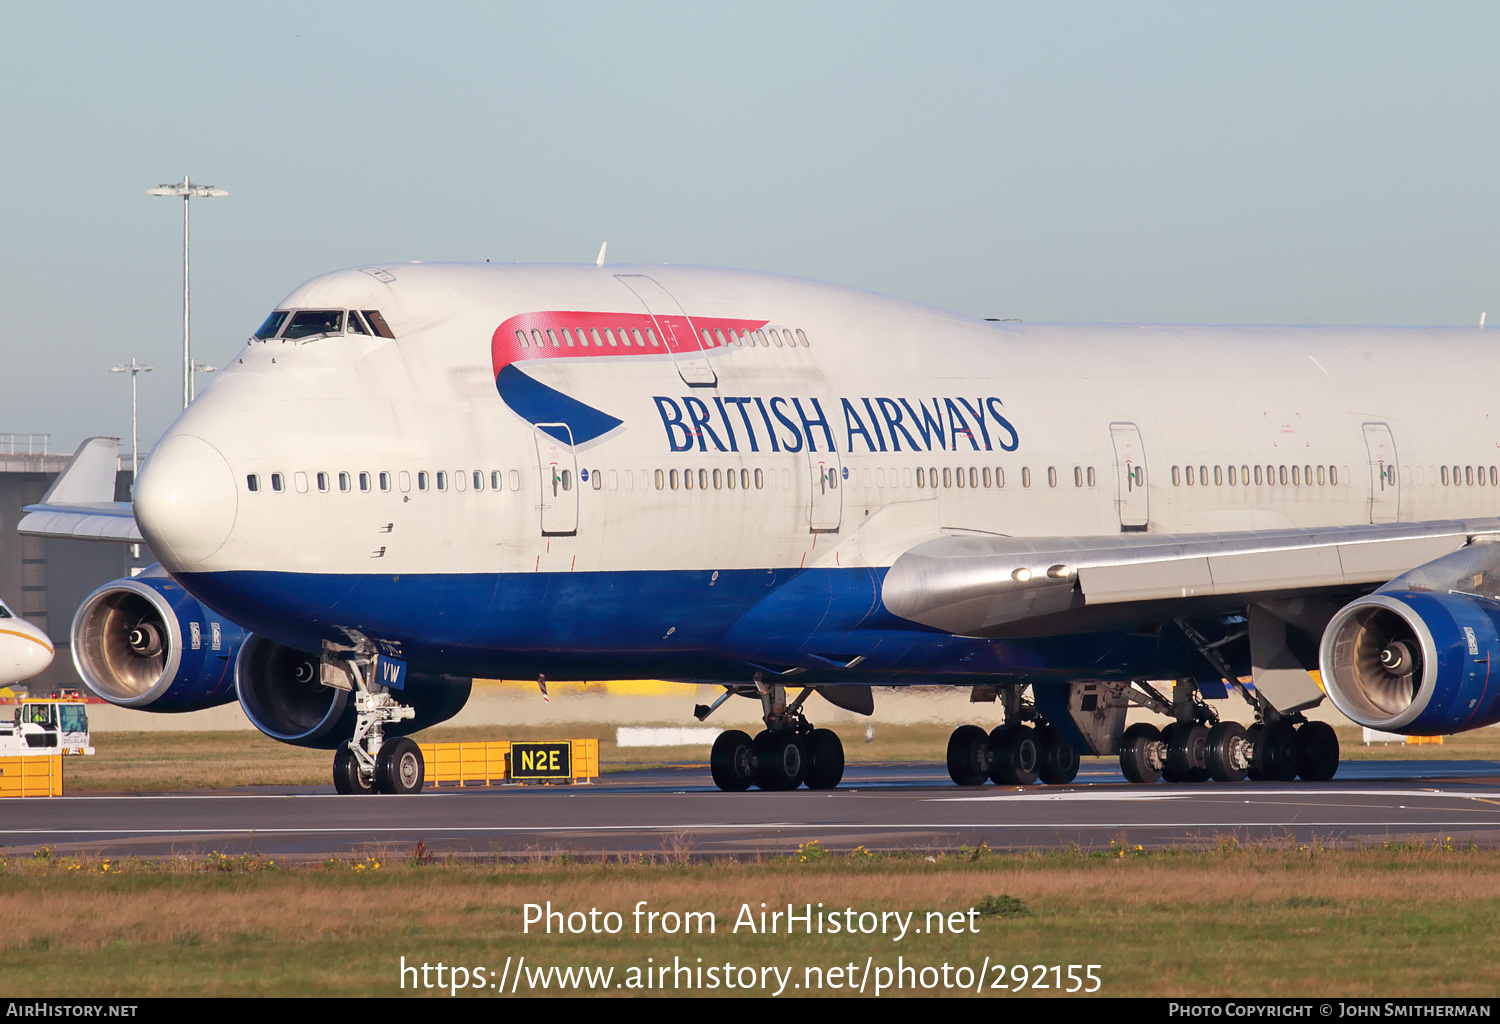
[{"x1": 0, "y1": 435, "x2": 152, "y2": 693}]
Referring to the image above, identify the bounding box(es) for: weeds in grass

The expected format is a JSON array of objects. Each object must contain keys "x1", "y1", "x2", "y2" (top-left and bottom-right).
[
  {"x1": 974, "y1": 894, "x2": 1030, "y2": 918},
  {"x1": 796, "y1": 840, "x2": 829, "y2": 863}
]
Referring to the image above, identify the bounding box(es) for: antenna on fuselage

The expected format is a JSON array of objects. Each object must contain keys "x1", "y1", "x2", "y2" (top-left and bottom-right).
[
  {"x1": 595, "y1": 242, "x2": 607, "y2": 267},
  {"x1": 1482, "y1": 312, "x2": 1487, "y2": 328}
]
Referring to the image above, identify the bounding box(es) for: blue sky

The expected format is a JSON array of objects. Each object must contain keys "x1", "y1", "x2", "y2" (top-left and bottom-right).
[{"x1": 4, "y1": 1, "x2": 1500, "y2": 454}]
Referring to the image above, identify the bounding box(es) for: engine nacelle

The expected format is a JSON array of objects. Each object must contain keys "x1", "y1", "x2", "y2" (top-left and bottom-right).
[
  {"x1": 1320, "y1": 590, "x2": 1500, "y2": 735},
  {"x1": 71, "y1": 567, "x2": 247, "y2": 712},
  {"x1": 235, "y1": 634, "x2": 472, "y2": 749}
]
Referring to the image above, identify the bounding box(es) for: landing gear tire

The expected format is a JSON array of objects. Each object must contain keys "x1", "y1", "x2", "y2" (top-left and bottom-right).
[
  {"x1": 1035, "y1": 725, "x2": 1080, "y2": 785},
  {"x1": 1258, "y1": 721, "x2": 1300, "y2": 782},
  {"x1": 1245, "y1": 724, "x2": 1266, "y2": 781},
  {"x1": 1205, "y1": 721, "x2": 1250, "y2": 782},
  {"x1": 710, "y1": 729, "x2": 755, "y2": 792},
  {"x1": 804, "y1": 728, "x2": 845, "y2": 790},
  {"x1": 753, "y1": 730, "x2": 807, "y2": 791},
  {"x1": 1119, "y1": 722, "x2": 1163, "y2": 784},
  {"x1": 333, "y1": 744, "x2": 373, "y2": 795},
  {"x1": 1295, "y1": 721, "x2": 1340, "y2": 781},
  {"x1": 1163, "y1": 723, "x2": 1209, "y2": 784},
  {"x1": 988, "y1": 724, "x2": 1040, "y2": 786},
  {"x1": 374, "y1": 736, "x2": 424, "y2": 794},
  {"x1": 946, "y1": 725, "x2": 991, "y2": 787}
]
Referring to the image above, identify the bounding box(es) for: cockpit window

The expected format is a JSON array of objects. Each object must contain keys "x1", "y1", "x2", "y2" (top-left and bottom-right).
[
  {"x1": 0, "y1": 601, "x2": 12, "y2": 619},
  {"x1": 283, "y1": 310, "x2": 345, "y2": 340},
  {"x1": 362, "y1": 310, "x2": 396, "y2": 339},
  {"x1": 254, "y1": 311, "x2": 289, "y2": 339},
  {"x1": 346, "y1": 310, "x2": 370, "y2": 335}
]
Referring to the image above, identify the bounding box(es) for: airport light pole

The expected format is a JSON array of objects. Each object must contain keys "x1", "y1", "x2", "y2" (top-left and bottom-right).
[
  {"x1": 109, "y1": 359, "x2": 154, "y2": 480},
  {"x1": 147, "y1": 176, "x2": 227, "y2": 409}
]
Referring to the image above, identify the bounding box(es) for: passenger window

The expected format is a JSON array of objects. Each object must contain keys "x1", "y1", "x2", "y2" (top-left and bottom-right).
[
  {"x1": 1186, "y1": 466, "x2": 1194, "y2": 486},
  {"x1": 656, "y1": 469, "x2": 665, "y2": 490},
  {"x1": 1317, "y1": 466, "x2": 1325, "y2": 485},
  {"x1": 380, "y1": 472, "x2": 391, "y2": 492},
  {"x1": 1292, "y1": 465, "x2": 1300, "y2": 486},
  {"x1": 944, "y1": 467, "x2": 952, "y2": 488},
  {"x1": 698, "y1": 468, "x2": 708, "y2": 489},
  {"x1": 755, "y1": 469, "x2": 764, "y2": 489},
  {"x1": 741, "y1": 468, "x2": 750, "y2": 489},
  {"x1": 1214, "y1": 466, "x2": 1223, "y2": 486},
  {"x1": 1073, "y1": 466, "x2": 1082, "y2": 487},
  {"x1": 771, "y1": 329, "x2": 784, "y2": 348},
  {"x1": 796, "y1": 329, "x2": 809, "y2": 347},
  {"x1": 508, "y1": 470, "x2": 520, "y2": 490},
  {"x1": 271, "y1": 473, "x2": 284, "y2": 492},
  {"x1": 1467, "y1": 466, "x2": 1475, "y2": 486},
  {"x1": 294, "y1": 472, "x2": 309, "y2": 493},
  {"x1": 1022, "y1": 467, "x2": 1032, "y2": 488},
  {"x1": 590, "y1": 328, "x2": 602, "y2": 346},
  {"x1": 473, "y1": 471, "x2": 484, "y2": 491},
  {"x1": 246, "y1": 474, "x2": 260, "y2": 492},
  {"x1": 360, "y1": 472, "x2": 372, "y2": 492},
  {"x1": 455, "y1": 471, "x2": 466, "y2": 492},
  {"x1": 516, "y1": 329, "x2": 529, "y2": 349},
  {"x1": 491, "y1": 471, "x2": 502, "y2": 490},
  {"x1": 916, "y1": 468, "x2": 925, "y2": 488},
  {"x1": 339, "y1": 472, "x2": 351, "y2": 492},
  {"x1": 418, "y1": 472, "x2": 429, "y2": 491},
  {"x1": 1048, "y1": 467, "x2": 1057, "y2": 487},
  {"x1": 996, "y1": 468, "x2": 1006, "y2": 488},
  {"x1": 670, "y1": 469, "x2": 679, "y2": 490},
  {"x1": 1173, "y1": 466, "x2": 1181, "y2": 486},
  {"x1": 1087, "y1": 467, "x2": 1096, "y2": 487},
  {"x1": 604, "y1": 329, "x2": 619, "y2": 347},
  {"x1": 592, "y1": 469, "x2": 602, "y2": 491},
  {"x1": 713, "y1": 468, "x2": 722, "y2": 489},
  {"x1": 982, "y1": 468, "x2": 991, "y2": 488}
]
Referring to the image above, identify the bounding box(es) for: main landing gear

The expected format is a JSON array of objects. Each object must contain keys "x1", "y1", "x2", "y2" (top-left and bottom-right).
[
  {"x1": 1116, "y1": 678, "x2": 1339, "y2": 785},
  {"x1": 945, "y1": 685, "x2": 1081, "y2": 787},
  {"x1": 329, "y1": 649, "x2": 425, "y2": 795},
  {"x1": 705, "y1": 677, "x2": 846, "y2": 792}
]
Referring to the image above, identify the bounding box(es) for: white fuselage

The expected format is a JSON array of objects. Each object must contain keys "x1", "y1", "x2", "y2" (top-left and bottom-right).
[{"x1": 128, "y1": 262, "x2": 1500, "y2": 679}]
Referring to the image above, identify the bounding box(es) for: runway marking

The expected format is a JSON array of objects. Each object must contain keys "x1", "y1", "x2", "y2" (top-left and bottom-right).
[
  {"x1": 6, "y1": 821, "x2": 1500, "y2": 838},
  {"x1": 933, "y1": 788, "x2": 1500, "y2": 803}
]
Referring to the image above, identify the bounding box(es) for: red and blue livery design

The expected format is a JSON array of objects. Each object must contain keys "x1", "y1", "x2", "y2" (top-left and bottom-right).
[{"x1": 491, "y1": 310, "x2": 768, "y2": 445}]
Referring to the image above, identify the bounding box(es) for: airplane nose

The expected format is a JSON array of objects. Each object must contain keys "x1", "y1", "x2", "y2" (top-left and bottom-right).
[{"x1": 134, "y1": 434, "x2": 238, "y2": 569}]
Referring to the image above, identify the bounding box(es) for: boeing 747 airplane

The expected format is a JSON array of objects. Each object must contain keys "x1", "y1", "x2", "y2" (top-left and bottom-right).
[{"x1": 23, "y1": 262, "x2": 1500, "y2": 793}]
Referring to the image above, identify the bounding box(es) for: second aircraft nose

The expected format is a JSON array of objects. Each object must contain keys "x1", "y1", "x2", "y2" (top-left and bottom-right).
[{"x1": 133, "y1": 433, "x2": 238, "y2": 570}]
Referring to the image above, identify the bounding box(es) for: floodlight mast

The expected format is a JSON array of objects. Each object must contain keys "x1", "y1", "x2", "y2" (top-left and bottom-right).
[
  {"x1": 147, "y1": 176, "x2": 227, "y2": 409},
  {"x1": 109, "y1": 358, "x2": 154, "y2": 480}
]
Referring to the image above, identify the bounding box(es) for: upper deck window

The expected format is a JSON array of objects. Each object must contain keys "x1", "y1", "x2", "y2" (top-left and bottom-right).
[{"x1": 283, "y1": 310, "x2": 344, "y2": 340}]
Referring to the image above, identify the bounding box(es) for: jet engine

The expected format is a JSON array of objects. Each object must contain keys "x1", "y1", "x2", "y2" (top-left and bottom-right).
[
  {"x1": 235, "y1": 634, "x2": 472, "y2": 749},
  {"x1": 1320, "y1": 542, "x2": 1500, "y2": 735},
  {"x1": 71, "y1": 566, "x2": 247, "y2": 712}
]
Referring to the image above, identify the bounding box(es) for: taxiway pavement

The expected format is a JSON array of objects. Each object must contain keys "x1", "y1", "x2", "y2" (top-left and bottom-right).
[{"x1": 5, "y1": 759, "x2": 1500, "y2": 859}]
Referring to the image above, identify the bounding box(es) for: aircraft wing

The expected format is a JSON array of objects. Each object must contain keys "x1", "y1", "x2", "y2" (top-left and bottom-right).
[
  {"x1": 881, "y1": 518, "x2": 1500, "y2": 637},
  {"x1": 16, "y1": 436, "x2": 141, "y2": 543}
]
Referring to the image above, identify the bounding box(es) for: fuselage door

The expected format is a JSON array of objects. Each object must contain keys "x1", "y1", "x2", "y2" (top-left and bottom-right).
[
  {"x1": 1109, "y1": 422, "x2": 1149, "y2": 532},
  {"x1": 809, "y1": 448, "x2": 843, "y2": 533},
  {"x1": 615, "y1": 274, "x2": 717, "y2": 388},
  {"x1": 1362, "y1": 422, "x2": 1399, "y2": 524},
  {"x1": 534, "y1": 424, "x2": 579, "y2": 536}
]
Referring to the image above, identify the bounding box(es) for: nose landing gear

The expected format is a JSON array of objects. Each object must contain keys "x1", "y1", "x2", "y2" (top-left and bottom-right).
[{"x1": 327, "y1": 648, "x2": 424, "y2": 795}]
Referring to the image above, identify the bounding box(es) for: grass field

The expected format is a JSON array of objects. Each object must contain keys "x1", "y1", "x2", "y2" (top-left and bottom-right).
[
  {"x1": 4, "y1": 842, "x2": 1498, "y2": 997},
  {"x1": 59, "y1": 722, "x2": 1500, "y2": 792}
]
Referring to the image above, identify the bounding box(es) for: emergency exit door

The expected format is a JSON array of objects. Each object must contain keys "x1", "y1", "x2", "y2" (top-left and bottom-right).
[
  {"x1": 534, "y1": 424, "x2": 578, "y2": 536},
  {"x1": 1110, "y1": 422, "x2": 1149, "y2": 532}
]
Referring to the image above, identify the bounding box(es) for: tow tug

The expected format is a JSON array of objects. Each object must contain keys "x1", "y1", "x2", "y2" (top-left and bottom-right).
[{"x1": 0, "y1": 690, "x2": 94, "y2": 755}]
